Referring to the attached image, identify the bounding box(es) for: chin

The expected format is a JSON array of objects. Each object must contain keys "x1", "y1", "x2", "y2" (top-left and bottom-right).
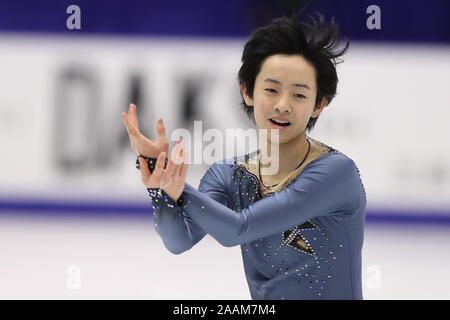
[{"x1": 266, "y1": 133, "x2": 292, "y2": 145}]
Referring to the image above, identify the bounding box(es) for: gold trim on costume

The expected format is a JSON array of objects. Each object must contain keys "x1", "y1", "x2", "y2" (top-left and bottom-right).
[
  {"x1": 236, "y1": 136, "x2": 337, "y2": 197},
  {"x1": 234, "y1": 136, "x2": 338, "y2": 256}
]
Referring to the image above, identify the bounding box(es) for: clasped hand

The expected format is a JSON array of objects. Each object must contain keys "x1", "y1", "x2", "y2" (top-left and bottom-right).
[{"x1": 122, "y1": 103, "x2": 189, "y2": 202}]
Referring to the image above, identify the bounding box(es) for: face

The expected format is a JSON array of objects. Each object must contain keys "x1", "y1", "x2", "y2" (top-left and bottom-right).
[{"x1": 241, "y1": 54, "x2": 327, "y2": 144}]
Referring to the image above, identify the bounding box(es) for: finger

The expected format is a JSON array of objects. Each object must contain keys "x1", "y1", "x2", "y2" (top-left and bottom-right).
[
  {"x1": 172, "y1": 143, "x2": 184, "y2": 178},
  {"x1": 129, "y1": 103, "x2": 140, "y2": 130},
  {"x1": 122, "y1": 114, "x2": 139, "y2": 150},
  {"x1": 138, "y1": 157, "x2": 151, "y2": 183},
  {"x1": 163, "y1": 150, "x2": 176, "y2": 185},
  {"x1": 122, "y1": 114, "x2": 139, "y2": 153},
  {"x1": 170, "y1": 139, "x2": 184, "y2": 165},
  {"x1": 124, "y1": 112, "x2": 149, "y2": 147},
  {"x1": 122, "y1": 113, "x2": 131, "y2": 134},
  {"x1": 162, "y1": 139, "x2": 182, "y2": 185},
  {"x1": 178, "y1": 148, "x2": 189, "y2": 179},
  {"x1": 178, "y1": 160, "x2": 188, "y2": 180},
  {"x1": 167, "y1": 140, "x2": 183, "y2": 181},
  {"x1": 122, "y1": 113, "x2": 140, "y2": 143},
  {"x1": 156, "y1": 118, "x2": 168, "y2": 142},
  {"x1": 151, "y1": 152, "x2": 166, "y2": 184}
]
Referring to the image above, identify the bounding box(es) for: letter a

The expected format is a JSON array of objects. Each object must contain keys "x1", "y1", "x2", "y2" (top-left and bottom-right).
[
  {"x1": 366, "y1": 265, "x2": 381, "y2": 290},
  {"x1": 66, "y1": 5, "x2": 81, "y2": 30},
  {"x1": 366, "y1": 5, "x2": 381, "y2": 30},
  {"x1": 66, "y1": 265, "x2": 81, "y2": 290}
]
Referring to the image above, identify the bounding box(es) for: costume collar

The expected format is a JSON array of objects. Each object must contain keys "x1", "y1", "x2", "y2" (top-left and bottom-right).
[{"x1": 235, "y1": 136, "x2": 338, "y2": 196}]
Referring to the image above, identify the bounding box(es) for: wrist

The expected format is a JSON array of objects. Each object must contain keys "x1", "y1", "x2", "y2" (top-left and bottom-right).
[
  {"x1": 147, "y1": 187, "x2": 184, "y2": 208},
  {"x1": 136, "y1": 155, "x2": 168, "y2": 173}
]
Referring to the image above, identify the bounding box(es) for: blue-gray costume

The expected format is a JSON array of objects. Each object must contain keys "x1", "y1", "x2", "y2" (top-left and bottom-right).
[{"x1": 141, "y1": 137, "x2": 367, "y2": 300}]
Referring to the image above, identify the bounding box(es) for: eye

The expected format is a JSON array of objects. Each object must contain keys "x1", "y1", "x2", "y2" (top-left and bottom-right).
[
  {"x1": 294, "y1": 94, "x2": 306, "y2": 99},
  {"x1": 265, "y1": 88, "x2": 277, "y2": 93}
]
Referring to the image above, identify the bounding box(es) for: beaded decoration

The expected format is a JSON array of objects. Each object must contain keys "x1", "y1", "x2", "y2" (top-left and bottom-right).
[
  {"x1": 135, "y1": 155, "x2": 168, "y2": 173},
  {"x1": 281, "y1": 220, "x2": 319, "y2": 256},
  {"x1": 136, "y1": 156, "x2": 180, "y2": 214},
  {"x1": 234, "y1": 136, "x2": 339, "y2": 255},
  {"x1": 147, "y1": 187, "x2": 184, "y2": 213}
]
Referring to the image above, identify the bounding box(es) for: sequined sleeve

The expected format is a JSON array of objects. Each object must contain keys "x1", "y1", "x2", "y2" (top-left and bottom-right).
[
  {"x1": 149, "y1": 161, "x2": 230, "y2": 255},
  {"x1": 179, "y1": 153, "x2": 363, "y2": 247}
]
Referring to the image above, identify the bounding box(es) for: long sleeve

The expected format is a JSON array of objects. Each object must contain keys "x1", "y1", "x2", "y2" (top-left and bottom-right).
[
  {"x1": 151, "y1": 164, "x2": 230, "y2": 255},
  {"x1": 180, "y1": 153, "x2": 363, "y2": 247}
]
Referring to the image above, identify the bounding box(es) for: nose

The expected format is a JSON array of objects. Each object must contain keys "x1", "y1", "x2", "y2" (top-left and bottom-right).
[{"x1": 273, "y1": 95, "x2": 291, "y2": 113}]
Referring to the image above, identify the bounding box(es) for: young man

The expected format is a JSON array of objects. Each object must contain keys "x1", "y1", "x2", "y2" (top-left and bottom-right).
[{"x1": 122, "y1": 15, "x2": 366, "y2": 300}]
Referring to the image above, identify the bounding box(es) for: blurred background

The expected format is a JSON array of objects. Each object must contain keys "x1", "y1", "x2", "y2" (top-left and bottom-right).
[{"x1": 0, "y1": 0, "x2": 449, "y2": 299}]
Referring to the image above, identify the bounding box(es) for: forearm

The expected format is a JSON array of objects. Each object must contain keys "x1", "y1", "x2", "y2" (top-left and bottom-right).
[
  {"x1": 137, "y1": 156, "x2": 205, "y2": 254},
  {"x1": 150, "y1": 188, "x2": 206, "y2": 254},
  {"x1": 177, "y1": 155, "x2": 361, "y2": 247},
  {"x1": 180, "y1": 184, "x2": 243, "y2": 247},
  {"x1": 180, "y1": 184, "x2": 247, "y2": 247}
]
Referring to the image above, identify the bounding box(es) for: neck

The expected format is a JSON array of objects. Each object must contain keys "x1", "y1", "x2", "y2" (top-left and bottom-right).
[{"x1": 260, "y1": 132, "x2": 310, "y2": 179}]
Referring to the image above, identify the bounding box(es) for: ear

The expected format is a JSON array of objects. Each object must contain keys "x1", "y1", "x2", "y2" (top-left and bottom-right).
[
  {"x1": 311, "y1": 97, "x2": 328, "y2": 118},
  {"x1": 240, "y1": 83, "x2": 254, "y2": 107}
]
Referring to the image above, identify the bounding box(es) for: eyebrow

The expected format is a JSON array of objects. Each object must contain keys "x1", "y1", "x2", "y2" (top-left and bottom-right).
[{"x1": 264, "y1": 78, "x2": 311, "y2": 90}]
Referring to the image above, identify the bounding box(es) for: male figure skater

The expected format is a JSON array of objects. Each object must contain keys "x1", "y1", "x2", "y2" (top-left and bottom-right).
[{"x1": 122, "y1": 14, "x2": 366, "y2": 300}]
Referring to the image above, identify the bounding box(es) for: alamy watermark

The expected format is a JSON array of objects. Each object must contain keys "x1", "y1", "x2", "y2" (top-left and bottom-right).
[
  {"x1": 366, "y1": 264, "x2": 382, "y2": 290},
  {"x1": 66, "y1": 265, "x2": 81, "y2": 290},
  {"x1": 66, "y1": 5, "x2": 81, "y2": 30},
  {"x1": 366, "y1": 5, "x2": 381, "y2": 30},
  {"x1": 65, "y1": 5, "x2": 381, "y2": 33},
  {"x1": 168, "y1": 122, "x2": 280, "y2": 175}
]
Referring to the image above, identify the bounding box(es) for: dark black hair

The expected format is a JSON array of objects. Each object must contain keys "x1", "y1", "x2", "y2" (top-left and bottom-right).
[{"x1": 237, "y1": 12, "x2": 349, "y2": 132}]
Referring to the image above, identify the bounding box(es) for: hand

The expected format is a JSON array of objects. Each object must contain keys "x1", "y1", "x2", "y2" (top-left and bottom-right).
[
  {"x1": 122, "y1": 103, "x2": 169, "y2": 158},
  {"x1": 138, "y1": 139, "x2": 189, "y2": 202}
]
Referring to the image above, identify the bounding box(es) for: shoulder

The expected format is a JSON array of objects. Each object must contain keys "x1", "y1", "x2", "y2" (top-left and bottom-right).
[
  {"x1": 301, "y1": 151, "x2": 362, "y2": 187},
  {"x1": 300, "y1": 151, "x2": 365, "y2": 205},
  {"x1": 303, "y1": 137, "x2": 360, "y2": 177},
  {"x1": 306, "y1": 151, "x2": 356, "y2": 170}
]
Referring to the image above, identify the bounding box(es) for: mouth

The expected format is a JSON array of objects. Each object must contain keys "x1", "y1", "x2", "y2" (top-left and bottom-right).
[{"x1": 269, "y1": 118, "x2": 291, "y2": 129}]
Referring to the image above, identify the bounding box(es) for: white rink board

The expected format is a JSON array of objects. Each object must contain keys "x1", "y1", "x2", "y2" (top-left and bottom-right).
[{"x1": 0, "y1": 34, "x2": 449, "y2": 214}]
